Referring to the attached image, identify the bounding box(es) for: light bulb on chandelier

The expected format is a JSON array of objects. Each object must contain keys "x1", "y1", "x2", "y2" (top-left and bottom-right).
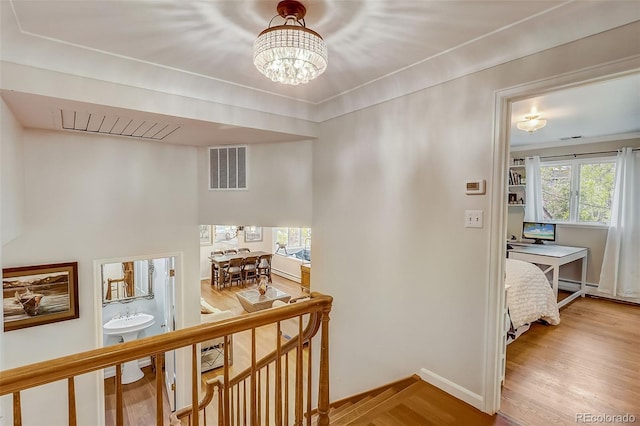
[
  {"x1": 516, "y1": 114, "x2": 547, "y2": 134},
  {"x1": 253, "y1": 1, "x2": 328, "y2": 86}
]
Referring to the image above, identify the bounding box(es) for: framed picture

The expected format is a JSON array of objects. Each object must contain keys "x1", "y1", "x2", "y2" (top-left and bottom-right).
[
  {"x1": 244, "y1": 226, "x2": 263, "y2": 242},
  {"x1": 200, "y1": 225, "x2": 213, "y2": 245},
  {"x1": 2, "y1": 262, "x2": 79, "y2": 332},
  {"x1": 214, "y1": 225, "x2": 238, "y2": 243}
]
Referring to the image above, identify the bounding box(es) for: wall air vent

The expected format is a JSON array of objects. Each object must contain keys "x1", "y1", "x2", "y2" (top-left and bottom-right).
[
  {"x1": 209, "y1": 146, "x2": 248, "y2": 190},
  {"x1": 60, "y1": 109, "x2": 180, "y2": 140}
]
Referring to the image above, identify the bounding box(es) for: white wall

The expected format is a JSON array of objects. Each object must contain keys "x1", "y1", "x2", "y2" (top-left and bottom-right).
[
  {"x1": 198, "y1": 141, "x2": 313, "y2": 227},
  {"x1": 0, "y1": 98, "x2": 24, "y2": 425},
  {"x1": 0, "y1": 98, "x2": 24, "y2": 245},
  {"x1": 312, "y1": 23, "x2": 640, "y2": 409},
  {"x1": 1, "y1": 128, "x2": 200, "y2": 425}
]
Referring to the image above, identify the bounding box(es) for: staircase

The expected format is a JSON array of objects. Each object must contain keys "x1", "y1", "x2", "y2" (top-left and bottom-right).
[{"x1": 315, "y1": 375, "x2": 514, "y2": 425}]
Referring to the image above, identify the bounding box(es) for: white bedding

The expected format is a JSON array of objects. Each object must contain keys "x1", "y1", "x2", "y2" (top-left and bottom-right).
[{"x1": 506, "y1": 258, "x2": 560, "y2": 330}]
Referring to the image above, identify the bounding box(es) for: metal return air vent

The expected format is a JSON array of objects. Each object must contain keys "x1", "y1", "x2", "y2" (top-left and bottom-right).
[
  {"x1": 209, "y1": 146, "x2": 247, "y2": 190},
  {"x1": 60, "y1": 109, "x2": 180, "y2": 140}
]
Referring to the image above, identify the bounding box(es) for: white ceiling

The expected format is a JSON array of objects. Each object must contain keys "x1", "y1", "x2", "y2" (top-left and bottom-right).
[
  {"x1": 1, "y1": 0, "x2": 639, "y2": 147},
  {"x1": 510, "y1": 73, "x2": 640, "y2": 148}
]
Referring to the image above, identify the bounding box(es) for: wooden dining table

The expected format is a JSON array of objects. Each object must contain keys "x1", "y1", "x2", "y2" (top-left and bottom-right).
[{"x1": 209, "y1": 251, "x2": 271, "y2": 287}]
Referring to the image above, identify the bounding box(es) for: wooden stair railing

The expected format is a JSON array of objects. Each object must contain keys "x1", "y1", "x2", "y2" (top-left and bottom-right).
[
  {"x1": 175, "y1": 295, "x2": 326, "y2": 425},
  {"x1": 0, "y1": 292, "x2": 332, "y2": 426}
]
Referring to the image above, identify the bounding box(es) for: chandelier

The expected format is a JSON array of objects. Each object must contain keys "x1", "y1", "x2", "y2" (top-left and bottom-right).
[
  {"x1": 253, "y1": 0, "x2": 328, "y2": 85},
  {"x1": 516, "y1": 114, "x2": 547, "y2": 134}
]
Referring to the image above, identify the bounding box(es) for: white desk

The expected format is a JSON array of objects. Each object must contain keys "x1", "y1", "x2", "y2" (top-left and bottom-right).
[{"x1": 507, "y1": 244, "x2": 588, "y2": 308}]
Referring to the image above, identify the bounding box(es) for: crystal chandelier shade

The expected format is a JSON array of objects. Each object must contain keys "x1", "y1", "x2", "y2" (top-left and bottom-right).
[{"x1": 253, "y1": 1, "x2": 328, "y2": 86}]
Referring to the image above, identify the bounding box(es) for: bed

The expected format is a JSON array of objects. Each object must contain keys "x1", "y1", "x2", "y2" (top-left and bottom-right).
[{"x1": 505, "y1": 258, "x2": 560, "y2": 344}]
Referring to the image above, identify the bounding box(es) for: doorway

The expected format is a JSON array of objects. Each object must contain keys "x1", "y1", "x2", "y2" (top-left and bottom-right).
[
  {"x1": 95, "y1": 252, "x2": 179, "y2": 424},
  {"x1": 487, "y1": 61, "x2": 640, "y2": 415}
]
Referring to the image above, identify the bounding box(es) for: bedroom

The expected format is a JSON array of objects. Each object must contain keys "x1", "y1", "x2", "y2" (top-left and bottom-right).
[{"x1": 499, "y1": 72, "x2": 640, "y2": 422}]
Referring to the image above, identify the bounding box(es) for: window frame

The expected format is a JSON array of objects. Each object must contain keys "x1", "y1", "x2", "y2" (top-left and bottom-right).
[
  {"x1": 539, "y1": 156, "x2": 616, "y2": 225},
  {"x1": 274, "y1": 227, "x2": 311, "y2": 251}
]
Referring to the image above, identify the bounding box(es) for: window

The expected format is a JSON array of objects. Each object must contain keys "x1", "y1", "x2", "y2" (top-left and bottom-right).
[
  {"x1": 274, "y1": 227, "x2": 311, "y2": 249},
  {"x1": 539, "y1": 158, "x2": 616, "y2": 224}
]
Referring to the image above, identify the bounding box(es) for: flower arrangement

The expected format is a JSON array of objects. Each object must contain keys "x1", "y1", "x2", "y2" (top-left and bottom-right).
[{"x1": 257, "y1": 278, "x2": 269, "y2": 295}]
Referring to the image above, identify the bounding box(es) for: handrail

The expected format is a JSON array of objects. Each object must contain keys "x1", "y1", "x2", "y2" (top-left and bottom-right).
[
  {"x1": 174, "y1": 303, "x2": 323, "y2": 421},
  {"x1": 172, "y1": 375, "x2": 224, "y2": 421},
  {"x1": 0, "y1": 292, "x2": 333, "y2": 396},
  {"x1": 229, "y1": 307, "x2": 320, "y2": 388}
]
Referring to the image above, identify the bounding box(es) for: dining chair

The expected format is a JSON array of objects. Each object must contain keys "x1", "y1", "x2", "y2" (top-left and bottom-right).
[
  {"x1": 210, "y1": 251, "x2": 225, "y2": 287},
  {"x1": 237, "y1": 247, "x2": 251, "y2": 253},
  {"x1": 224, "y1": 249, "x2": 238, "y2": 255},
  {"x1": 225, "y1": 258, "x2": 243, "y2": 287},
  {"x1": 242, "y1": 256, "x2": 259, "y2": 285},
  {"x1": 257, "y1": 254, "x2": 273, "y2": 283}
]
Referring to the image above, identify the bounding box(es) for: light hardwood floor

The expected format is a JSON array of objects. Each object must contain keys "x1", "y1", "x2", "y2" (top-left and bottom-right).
[
  {"x1": 500, "y1": 295, "x2": 640, "y2": 425},
  {"x1": 104, "y1": 366, "x2": 174, "y2": 426}
]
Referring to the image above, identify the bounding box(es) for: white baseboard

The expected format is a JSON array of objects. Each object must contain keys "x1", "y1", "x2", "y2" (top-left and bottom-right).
[
  {"x1": 418, "y1": 367, "x2": 484, "y2": 411},
  {"x1": 271, "y1": 268, "x2": 301, "y2": 283}
]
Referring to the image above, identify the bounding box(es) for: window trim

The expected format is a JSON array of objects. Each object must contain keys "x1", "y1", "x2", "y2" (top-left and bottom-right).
[
  {"x1": 539, "y1": 156, "x2": 616, "y2": 225},
  {"x1": 274, "y1": 227, "x2": 311, "y2": 252}
]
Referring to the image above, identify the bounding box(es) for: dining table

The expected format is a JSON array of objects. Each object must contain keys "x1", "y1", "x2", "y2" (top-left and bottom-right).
[{"x1": 209, "y1": 251, "x2": 271, "y2": 287}]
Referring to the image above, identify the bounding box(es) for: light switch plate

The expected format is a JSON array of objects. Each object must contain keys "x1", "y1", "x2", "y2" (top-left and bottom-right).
[{"x1": 465, "y1": 210, "x2": 483, "y2": 228}]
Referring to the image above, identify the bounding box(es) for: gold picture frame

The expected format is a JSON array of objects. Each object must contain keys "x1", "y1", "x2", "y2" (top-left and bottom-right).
[{"x1": 2, "y1": 262, "x2": 79, "y2": 331}]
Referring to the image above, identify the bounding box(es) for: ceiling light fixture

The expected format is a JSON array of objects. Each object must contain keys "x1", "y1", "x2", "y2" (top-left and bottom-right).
[
  {"x1": 516, "y1": 114, "x2": 547, "y2": 134},
  {"x1": 253, "y1": 0, "x2": 328, "y2": 85}
]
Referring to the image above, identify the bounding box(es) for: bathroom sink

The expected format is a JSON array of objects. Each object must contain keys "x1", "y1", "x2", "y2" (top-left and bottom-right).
[
  {"x1": 103, "y1": 312, "x2": 155, "y2": 384},
  {"x1": 103, "y1": 313, "x2": 155, "y2": 336}
]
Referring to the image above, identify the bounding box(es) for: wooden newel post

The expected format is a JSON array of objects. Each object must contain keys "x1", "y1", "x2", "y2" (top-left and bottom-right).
[{"x1": 316, "y1": 303, "x2": 332, "y2": 426}]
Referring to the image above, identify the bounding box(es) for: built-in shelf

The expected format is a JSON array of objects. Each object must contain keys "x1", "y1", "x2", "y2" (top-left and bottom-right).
[{"x1": 508, "y1": 161, "x2": 526, "y2": 207}]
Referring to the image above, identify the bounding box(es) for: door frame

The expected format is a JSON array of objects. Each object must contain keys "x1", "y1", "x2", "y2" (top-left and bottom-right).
[
  {"x1": 483, "y1": 57, "x2": 640, "y2": 414},
  {"x1": 93, "y1": 251, "x2": 182, "y2": 426}
]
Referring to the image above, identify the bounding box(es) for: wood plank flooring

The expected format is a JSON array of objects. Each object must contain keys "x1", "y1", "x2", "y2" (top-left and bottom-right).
[
  {"x1": 500, "y1": 295, "x2": 640, "y2": 425},
  {"x1": 104, "y1": 366, "x2": 173, "y2": 426},
  {"x1": 331, "y1": 379, "x2": 515, "y2": 425}
]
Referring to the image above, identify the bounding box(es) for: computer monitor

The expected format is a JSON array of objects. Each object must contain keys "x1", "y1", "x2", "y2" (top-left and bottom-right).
[{"x1": 522, "y1": 221, "x2": 556, "y2": 244}]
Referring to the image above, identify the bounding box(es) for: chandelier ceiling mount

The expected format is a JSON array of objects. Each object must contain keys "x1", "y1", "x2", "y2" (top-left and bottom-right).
[{"x1": 276, "y1": 0, "x2": 306, "y2": 21}]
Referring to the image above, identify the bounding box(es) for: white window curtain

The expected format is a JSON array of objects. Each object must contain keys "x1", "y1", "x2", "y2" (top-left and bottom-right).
[
  {"x1": 524, "y1": 156, "x2": 543, "y2": 222},
  {"x1": 598, "y1": 148, "x2": 640, "y2": 298}
]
